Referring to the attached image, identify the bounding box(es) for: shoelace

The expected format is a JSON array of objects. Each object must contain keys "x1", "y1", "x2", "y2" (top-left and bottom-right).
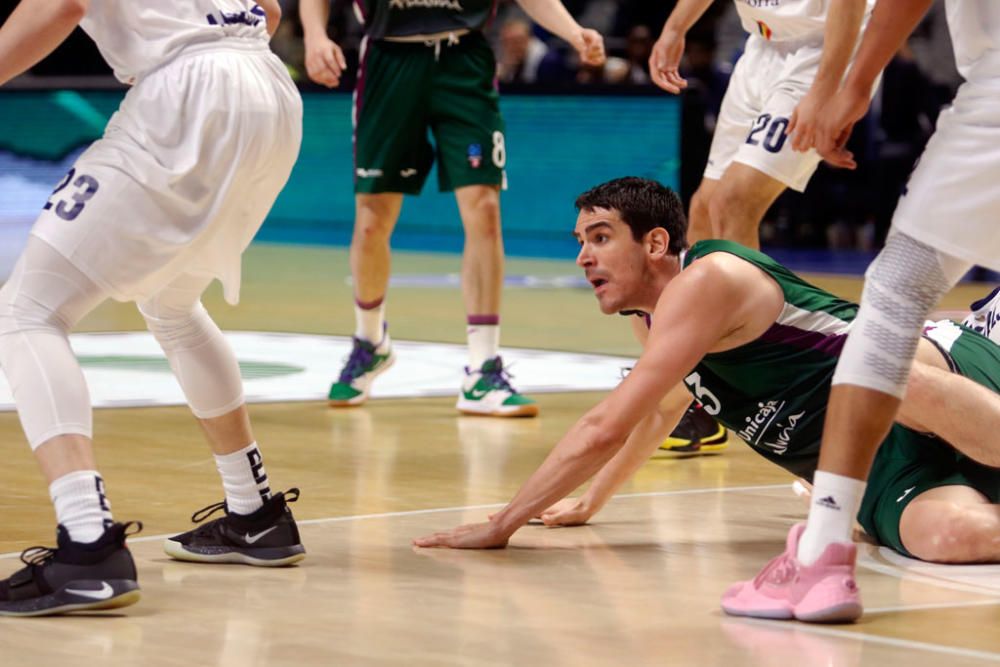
[
  {"x1": 188, "y1": 489, "x2": 301, "y2": 524},
  {"x1": 752, "y1": 552, "x2": 798, "y2": 588},
  {"x1": 20, "y1": 546, "x2": 56, "y2": 568},
  {"x1": 479, "y1": 359, "x2": 518, "y2": 393},
  {"x1": 339, "y1": 338, "x2": 376, "y2": 383},
  {"x1": 18, "y1": 520, "x2": 143, "y2": 567}
]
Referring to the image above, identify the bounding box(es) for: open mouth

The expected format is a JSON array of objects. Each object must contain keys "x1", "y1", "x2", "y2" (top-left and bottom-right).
[{"x1": 590, "y1": 278, "x2": 608, "y2": 289}]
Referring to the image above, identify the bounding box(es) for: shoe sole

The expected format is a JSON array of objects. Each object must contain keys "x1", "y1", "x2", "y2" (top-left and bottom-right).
[
  {"x1": 656, "y1": 427, "x2": 729, "y2": 455},
  {"x1": 163, "y1": 540, "x2": 306, "y2": 567},
  {"x1": 328, "y1": 354, "x2": 396, "y2": 407},
  {"x1": 456, "y1": 402, "x2": 539, "y2": 418},
  {"x1": 0, "y1": 580, "x2": 141, "y2": 617},
  {"x1": 721, "y1": 601, "x2": 863, "y2": 624}
]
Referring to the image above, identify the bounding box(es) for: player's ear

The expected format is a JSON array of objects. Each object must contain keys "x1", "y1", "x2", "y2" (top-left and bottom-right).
[{"x1": 646, "y1": 227, "x2": 670, "y2": 259}]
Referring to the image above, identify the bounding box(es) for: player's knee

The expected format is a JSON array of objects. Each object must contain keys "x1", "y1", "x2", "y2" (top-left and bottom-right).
[
  {"x1": 0, "y1": 281, "x2": 65, "y2": 339},
  {"x1": 902, "y1": 502, "x2": 997, "y2": 563},
  {"x1": 460, "y1": 190, "x2": 501, "y2": 238},
  {"x1": 706, "y1": 187, "x2": 755, "y2": 242},
  {"x1": 139, "y1": 301, "x2": 212, "y2": 352},
  {"x1": 864, "y1": 233, "x2": 955, "y2": 314}
]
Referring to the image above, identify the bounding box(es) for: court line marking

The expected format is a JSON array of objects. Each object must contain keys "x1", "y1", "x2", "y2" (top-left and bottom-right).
[
  {"x1": 5, "y1": 482, "x2": 1000, "y2": 659},
  {"x1": 0, "y1": 483, "x2": 791, "y2": 558},
  {"x1": 858, "y1": 551, "x2": 1000, "y2": 596},
  {"x1": 865, "y1": 598, "x2": 1000, "y2": 614},
  {"x1": 733, "y1": 617, "x2": 1000, "y2": 663}
]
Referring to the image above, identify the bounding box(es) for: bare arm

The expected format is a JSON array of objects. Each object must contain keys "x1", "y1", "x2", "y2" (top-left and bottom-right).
[
  {"x1": 649, "y1": 0, "x2": 715, "y2": 93},
  {"x1": 414, "y1": 261, "x2": 745, "y2": 549},
  {"x1": 540, "y1": 382, "x2": 691, "y2": 526},
  {"x1": 538, "y1": 316, "x2": 691, "y2": 526},
  {"x1": 257, "y1": 0, "x2": 282, "y2": 37},
  {"x1": 513, "y1": 0, "x2": 605, "y2": 66},
  {"x1": 788, "y1": 0, "x2": 868, "y2": 150},
  {"x1": 300, "y1": 0, "x2": 347, "y2": 87},
  {"x1": 0, "y1": 0, "x2": 88, "y2": 86},
  {"x1": 843, "y1": 0, "x2": 934, "y2": 95},
  {"x1": 809, "y1": 0, "x2": 934, "y2": 167}
]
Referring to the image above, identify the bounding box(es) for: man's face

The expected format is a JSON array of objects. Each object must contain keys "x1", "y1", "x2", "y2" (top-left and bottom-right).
[{"x1": 574, "y1": 207, "x2": 649, "y2": 315}]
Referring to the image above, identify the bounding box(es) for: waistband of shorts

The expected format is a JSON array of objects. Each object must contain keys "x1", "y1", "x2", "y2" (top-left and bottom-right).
[
  {"x1": 382, "y1": 28, "x2": 471, "y2": 44},
  {"x1": 139, "y1": 38, "x2": 272, "y2": 81}
]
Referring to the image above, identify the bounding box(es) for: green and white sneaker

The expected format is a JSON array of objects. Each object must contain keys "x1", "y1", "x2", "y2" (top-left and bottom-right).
[
  {"x1": 457, "y1": 356, "x2": 538, "y2": 418},
  {"x1": 328, "y1": 328, "x2": 395, "y2": 406}
]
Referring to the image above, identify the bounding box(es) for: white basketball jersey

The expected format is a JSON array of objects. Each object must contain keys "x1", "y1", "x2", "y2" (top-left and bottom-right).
[
  {"x1": 946, "y1": 0, "x2": 1000, "y2": 81},
  {"x1": 79, "y1": 1, "x2": 270, "y2": 84},
  {"x1": 734, "y1": 0, "x2": 875, "y2": 42}
]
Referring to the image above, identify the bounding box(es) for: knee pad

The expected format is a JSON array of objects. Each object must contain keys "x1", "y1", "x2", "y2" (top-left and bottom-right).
[
  {"x1": 833, "y1": 231, "x2": 970, "y2": 397},
  {"x1": 139, "y1": 302, "x2": 244, "y2": 419}
]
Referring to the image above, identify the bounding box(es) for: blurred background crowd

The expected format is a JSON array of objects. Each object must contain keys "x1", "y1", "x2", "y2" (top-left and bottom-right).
[{"x1": 0, "y1": 1, "x2": 967, "y2": 256}]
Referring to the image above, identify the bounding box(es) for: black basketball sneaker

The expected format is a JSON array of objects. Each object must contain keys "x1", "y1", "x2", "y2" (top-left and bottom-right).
[
  {"x1": 164, "y1": 488, "x2": 305, "y2": 566},
  {"x1": 0, "y1": 522, "x2": 142, "y2": 617},
  {"x1": 656, "y1": 401, "x2": 729, "y2": 455}
]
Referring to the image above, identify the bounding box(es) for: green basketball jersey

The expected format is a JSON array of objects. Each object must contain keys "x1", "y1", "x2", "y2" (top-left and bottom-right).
[
  {"x1": 355, "y1": 0, "x2": 497, "y2": 39},
  {"x1": 679, "y1": 240, "x2": 858, "y2": 478}
]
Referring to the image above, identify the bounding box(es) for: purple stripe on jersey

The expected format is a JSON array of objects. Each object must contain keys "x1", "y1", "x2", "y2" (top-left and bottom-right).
[
  {"x1": 759, "y1": 323, "x2": 847, "y2": 356},
  {"x1": 353, "y1": 0, "x2": 369, "y2": 23},
  {"x1": 468, "y1": 314, "x2": 500, "y2": 326}
]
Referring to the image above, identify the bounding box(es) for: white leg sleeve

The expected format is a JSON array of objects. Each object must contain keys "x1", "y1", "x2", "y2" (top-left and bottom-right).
[
  {"x1": 138, "y1": 274, "x2": 244, "y2": 419},
  {"x1": 833, "y1": 230, "x2": 971, "y2": 398},
  {"x1": 0, "y1": 239, "x2": 106, "y2": 449}
]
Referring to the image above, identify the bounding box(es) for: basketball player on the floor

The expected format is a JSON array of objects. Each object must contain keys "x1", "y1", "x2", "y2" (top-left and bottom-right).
[
  {"x1": 644, "y1": 0, "x2": 875, "y2": 453},
  {"x1": 300, "y1": 0, "x2": 604, "y2": 417},
  {"x1": 0, "y1": 0, "x2": 305, "y2": 616},
  {"x1": 729, "y1": 0, "x2": 1000, "y2": 623},
  {"x1": 414, "y1": 178, "x2": 1000, "y2": 624}
]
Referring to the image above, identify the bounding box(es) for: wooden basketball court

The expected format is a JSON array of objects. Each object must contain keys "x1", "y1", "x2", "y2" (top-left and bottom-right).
[{"x1": 2, "y1": 244, "x2": 998, "y2": 666}]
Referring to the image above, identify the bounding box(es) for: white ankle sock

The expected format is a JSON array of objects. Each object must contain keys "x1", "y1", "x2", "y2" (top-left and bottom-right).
[
  {"x1": 797, "y1": 470, "x2": 866, "y2": 565},
  {"x1": 214, "y1": 442, "x2": 271, "y2": 516},
  {"x1": 467, "y1": 324, "x2": 499, "y2": 369},
  {"x1": 49, "y1": 470, "x2": 113, "y2": 543},
  {"x1": 355, "y1": 303, "x2": 385, "y2": 343}
]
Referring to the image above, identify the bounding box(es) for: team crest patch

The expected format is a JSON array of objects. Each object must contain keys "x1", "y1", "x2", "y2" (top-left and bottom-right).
[
  {"x1": 467, "y1": 143, "x2": 483, "y2": 168},
  {"x1": 756, "y1": 20, "x2": 773, "y2": 40}
]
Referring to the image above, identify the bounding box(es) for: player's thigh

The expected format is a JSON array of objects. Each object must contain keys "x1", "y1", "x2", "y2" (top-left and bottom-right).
[
  {"x1": 429, "y1": 35, "x2": 505, "y2": 193},
  {"x1": 354, "y1": 42, "x2": 435, "y2": 195},
  {"x1": 730, "y1": 85, "x2": 820, "y2": 193},
  {"x1": 858, "y1": 425, "x2": 991, "y2": 557},
  {"x1": 703, "y1": 53, "x2": 760, "y2": 183}
]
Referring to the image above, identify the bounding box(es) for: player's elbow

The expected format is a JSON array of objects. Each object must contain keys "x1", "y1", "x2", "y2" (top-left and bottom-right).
[
  {"x1": 60, "y1": 0, "x2": 89, "y2": 22},
  {"x1": 578, "y1": 413, "x2": 628, "y2": 456}
]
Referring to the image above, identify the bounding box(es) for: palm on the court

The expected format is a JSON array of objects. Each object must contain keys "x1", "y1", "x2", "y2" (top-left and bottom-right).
[{"x1": 413, "y1": 522, "x2": 509, "y2": 549}]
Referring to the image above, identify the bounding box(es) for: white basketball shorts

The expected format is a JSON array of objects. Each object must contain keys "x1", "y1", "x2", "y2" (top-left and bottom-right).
[{"x1": 30, "y1": 41, "x2": 303, "y2": 305}]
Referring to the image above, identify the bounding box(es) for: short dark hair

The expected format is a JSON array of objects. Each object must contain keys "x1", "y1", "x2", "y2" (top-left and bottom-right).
[{"x1": 575, "y1": 177, "x2": 688, "y2": 254}]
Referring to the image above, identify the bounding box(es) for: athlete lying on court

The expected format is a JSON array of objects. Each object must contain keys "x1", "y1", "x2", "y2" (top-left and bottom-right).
[{"x1": 414, "y1": 177, "x2": 1000, "y2": 618}]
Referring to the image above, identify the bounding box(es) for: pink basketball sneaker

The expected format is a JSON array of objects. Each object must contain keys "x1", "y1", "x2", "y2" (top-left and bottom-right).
[{"x1": 721, "y1": 523, "x2": 862, "y2": 623}]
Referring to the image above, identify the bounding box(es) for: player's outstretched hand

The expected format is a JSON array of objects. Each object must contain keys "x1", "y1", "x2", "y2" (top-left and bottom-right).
[
  {"x1": 649, "y1": 28, "x2": 687, "y2": 94},
  {"x1": 538, "y1": 498, "x2": 593, "y2": 527},
  {"x1": 413, "y1": 521, "x2": 510, "y2": 549},
  {"x1": 304, "y1": 35, "x2": 347, "y2": 88},
  {"x1": 573, "y1": 28, "x2": 606, "y2": 67}
]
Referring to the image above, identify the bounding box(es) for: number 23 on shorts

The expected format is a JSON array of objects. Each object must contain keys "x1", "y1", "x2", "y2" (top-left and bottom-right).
[{"x1": 43, "y1": 167, "x2": 100, "y2": 222}]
